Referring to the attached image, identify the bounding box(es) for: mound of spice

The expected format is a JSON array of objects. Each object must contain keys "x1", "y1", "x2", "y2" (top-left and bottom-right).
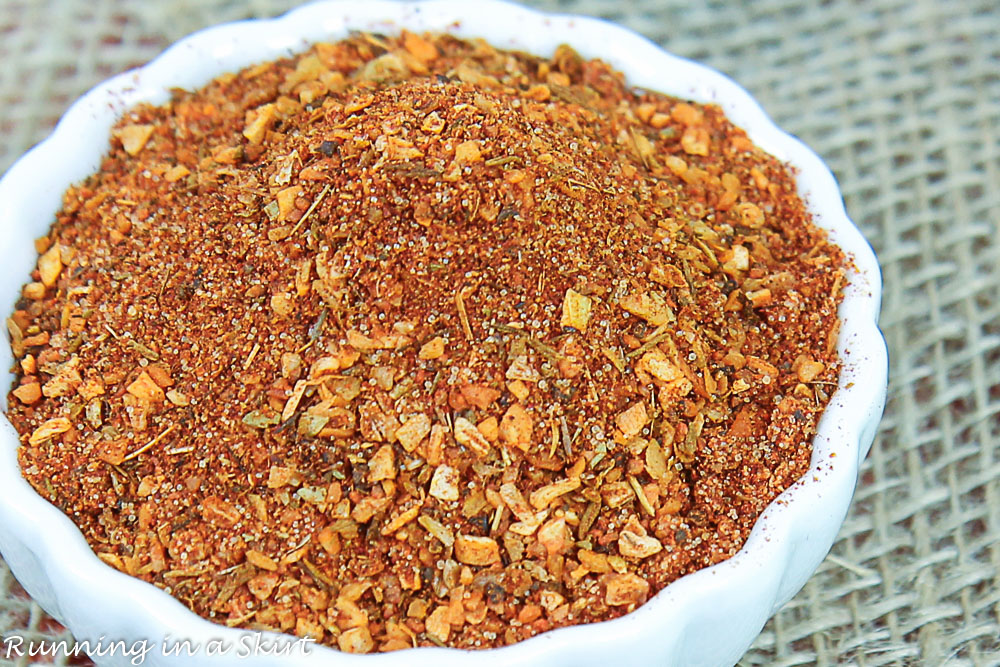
[{"x1": 6, "y1": 32, "x2": 844, "y2": 652}]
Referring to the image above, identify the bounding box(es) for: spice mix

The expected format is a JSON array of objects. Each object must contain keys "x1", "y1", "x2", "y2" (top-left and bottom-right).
[{"x1": 6, "y1": 32, "x2": 844, "y2": 652}]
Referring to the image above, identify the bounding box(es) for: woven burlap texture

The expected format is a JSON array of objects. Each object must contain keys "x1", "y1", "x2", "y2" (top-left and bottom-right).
[{"x1": 1, "y1": 0, "x2": 998, "y2": 665}]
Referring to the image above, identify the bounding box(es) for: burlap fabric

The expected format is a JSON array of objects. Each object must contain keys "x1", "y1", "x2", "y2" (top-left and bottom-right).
[{"x1": 1, "y1": 1, "x2": 998, "y2": 665}]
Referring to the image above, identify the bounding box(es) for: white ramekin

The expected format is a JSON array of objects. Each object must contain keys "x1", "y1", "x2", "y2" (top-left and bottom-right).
[{"x1": 0, "y1": 2, "x2": 888, "y2": 665}]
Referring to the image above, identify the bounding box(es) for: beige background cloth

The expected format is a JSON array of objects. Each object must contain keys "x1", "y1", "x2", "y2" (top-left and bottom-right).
[{"x1": 1, "y1": 0, "x2": 998, "y2": 665}]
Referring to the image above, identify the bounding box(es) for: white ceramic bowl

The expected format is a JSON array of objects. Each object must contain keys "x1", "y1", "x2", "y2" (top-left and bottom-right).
[{"x1": 0, "y1": 1, "x2": 888, "y2": 665}]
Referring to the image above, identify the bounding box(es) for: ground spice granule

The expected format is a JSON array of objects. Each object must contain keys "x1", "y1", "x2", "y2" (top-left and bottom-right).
[{"x1": 6, "y1": 32, "x2": 844, "y2": 652}]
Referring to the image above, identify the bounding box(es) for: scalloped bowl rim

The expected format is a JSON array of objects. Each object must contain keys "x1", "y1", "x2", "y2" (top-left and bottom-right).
[{"x1": 0, "y1": 1, "x2": 887, "y2": 665}]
